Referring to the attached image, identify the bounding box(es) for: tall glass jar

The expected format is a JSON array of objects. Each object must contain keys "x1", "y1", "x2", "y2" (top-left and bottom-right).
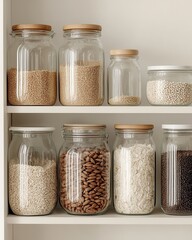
[
  {"x1": 59, "y1": 124, "x2": 111, "y2": 215},
  {"x1": 59, "y1": 24, "x2": 104, "y2": 106},
  {"x1": 161, "y1": 124, "x2": 192, "y2": 215},
  {"x1": 108, "y1": 49, "x2": 141, "y2": 106},
  {"x1": 113, "y1": 124, "x2": 156, "y2": 214},
  {"x1": 8, "y1": 24, "x2": 57, "y2": 106},
  {"x1": 8, "y1": 127, "x2": 57, "y2": 216}
]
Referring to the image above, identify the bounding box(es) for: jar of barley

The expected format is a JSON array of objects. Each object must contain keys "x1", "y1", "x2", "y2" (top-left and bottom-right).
[
  {"x1": 8, "y1": 24, "x2": 57, "y2": 106},
  {"x1": 59, "y1": 24, "x2": 104, "y2": 106},
  {"x1": 59, "y1": 124, "x2": 111, "y2": 215},
  {"x1": 8, "y1": 127, "x2": 57, "y2": 216},
  {"x1": 147, "y1": 66, "x2": 192, "y2": 105}
]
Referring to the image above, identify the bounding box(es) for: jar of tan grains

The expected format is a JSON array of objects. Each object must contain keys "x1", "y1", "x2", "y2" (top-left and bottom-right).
[
  {"x1": 59, "y1": 24, "x2": 104, "y2": 106},
  {"x1": 8, "y1": 24, "x2": 57, "y2": 106},
  {"x1": 107, "y1": 49, "x2": 141, "y2": 106},
  {"x1": 59, "y1": 124, "x2": 111, "y2": 215}
]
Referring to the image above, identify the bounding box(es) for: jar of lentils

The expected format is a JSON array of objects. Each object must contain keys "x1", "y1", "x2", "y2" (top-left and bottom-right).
[
  {"x1": 8, "y1": 127, "x2": 57, "y2": 216},
  {"x1": 108, "y1": 49, "x2": 141, "y2": 105},
  {"x1": 113, "y1": 124, "x2": 156, "y2": 214},
  {"x1": 59, "y1": 124, "x2": 111, "y2": 215},
  {"x1": 8, "y1": 24, "x2": 57, "y2": 106},
  {"x1": 59, "y1": 24, "x2": 104, "y2": 106},
  {"x1": 147, "y1": 66, "x2": 192, "y2": 105},
  {"x1": 161, "y1": 124, "x2": 192, "y2": 215}
]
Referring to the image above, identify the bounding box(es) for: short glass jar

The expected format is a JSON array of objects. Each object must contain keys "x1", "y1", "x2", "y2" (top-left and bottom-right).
[
  {"x1": 8, "y1": 127, "x2": 57, "y2": 216},
  {"x1": 161, "y1": 124, "x2": 192, "y2": 215},
  {"x1": 59, "y1": 24, "x2": 104, "y2": 106},
  {"x1": 59, "y1": 124, "x2": 111, "y2": 215},
  {"x1": 8, "y1": 24, "x2": 57, "y2": 106},
  {"x1": 147, "y1": 66, "x2": 192, "y2": 105},
  {"x1": 108, "y1": 49, "x2": 141, "y2": 106},
  {"x1": 113, "y1": 124, "x2": 156, "y2": 214}
]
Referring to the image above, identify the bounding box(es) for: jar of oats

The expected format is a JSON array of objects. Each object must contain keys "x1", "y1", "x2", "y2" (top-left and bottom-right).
[
  {"x1": 113, "y1": 124, "x2": 156, "y2": 214},
  {"x1": 8, "y1": 127, "x2": 57, "y2": 216},
  {"x1": 108, "y1": 49, "x2": 141, "y2": 106},
  {"x1": 147, "y1": 66, "x2": 192, "y2": 105},
  {"x1": 59, "y1": 124, "x2": 111, "y2": 215},
  {"x1": 8, "y1": 24, "x2": 57, "y2": 105},
  {"x1": 59, "y1": 24, "x2": 104, "y2": 106}
]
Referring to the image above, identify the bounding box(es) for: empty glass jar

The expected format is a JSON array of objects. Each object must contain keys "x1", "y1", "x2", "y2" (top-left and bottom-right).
[
  {"x1": 108, "y1": 49, "x2": 141, "y2": 105},
  {"x1": 8, "y1": 24, "x2": 57, "y2": 106},
  {"x1": 113, "y1": 124, "x2": 156, "y2": 214},
  {"x1": 59, "y1": 124, "x2": 111, "y2": 215},
  {"x1": 161, "y1": 124, "x2": 192, "y2": 215},
  {"x1": 59, "y1": 24, "x2": 104, "y2": 106},
  {"x1": 8, "y1": 127, "x2": 57, "y2": 215}
]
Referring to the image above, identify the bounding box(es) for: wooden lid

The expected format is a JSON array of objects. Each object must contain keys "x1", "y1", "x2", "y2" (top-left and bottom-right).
[
  {"x1": 12, "y1": 24, "x2": 52, "y2": 31},
  {"x1": 110, "y1": 49, "x2": 139, "y2": 56},
  {"x1": 63, "y1": 24, "x2": 102, "y2": 31},
  {"x1": 114, "y1": 124, "x2": 154, "y2": 130}
]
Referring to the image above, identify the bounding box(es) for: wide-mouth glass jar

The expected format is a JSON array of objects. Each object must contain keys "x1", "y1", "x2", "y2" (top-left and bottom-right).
[
  {"x1": 59, "y1": 24, "x2": 104, "y2": 106},
  {"x1": 108, "y1": 49, "x2": 141, "y2": 106},
  {"x1": 59, "y1": 124, "x2": 111, "y2": 215},
  {"x1": 147, "y1": 66, "x2": 192, "y2": 105},
  {"x1": 161, "y1": 124, "x2": 192, "y2": 215},
  {"x1": 113, "y1": 124, "x2": 156, "y2": 214},
  {"x1": 8, "y1": 127, "x2": 57, "y2": 216},
  {"x1": 8, "y1": 24, "x2": 57, "y2": 106}
]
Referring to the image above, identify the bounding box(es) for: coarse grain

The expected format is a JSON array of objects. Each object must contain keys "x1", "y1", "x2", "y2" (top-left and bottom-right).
[
  {"x1": 8, "y1": 68, "x2": 57, "y2": 105},
  {"x1": 108, "y1": 95, "x2": 141, "y2": 105},
  {"x1": 161, "y1": 150, "x2": 192, "y2": 215},
  {"x1": 9, "y1": 159, "x2": 57, "y2": 215},
  {"x1": 147, "y1": 80, "x2": 192, "y2": 105},
  {"x1": 114, "y1": 144, "x2": 155, "y2": 214},
  {"x1": 59, "y1": 62, "x2": 103, "y2": 106},
  {"x1": 59, "y1": 146, "x2": 110, "y2": 215}
]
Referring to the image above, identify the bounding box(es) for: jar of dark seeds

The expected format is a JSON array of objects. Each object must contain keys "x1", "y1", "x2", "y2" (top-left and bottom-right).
[
  {"x1": 161, "y1": 124, "x2": 192, "y2": 215},
  {"x1": 8, "y1": 24, "x2": 57, "y2": 106},
  {"x1": 59, "y1": 24, "x2": 104, "y2": 106},
  {"x1": 8, "y1": 127, "x2": 57, "y2": 216},
  {"x1": 108, "y1": 49, "x2": 141, "y2": 106},
  {"x1": 59, "y1": 124, "x2": 111, "y2": 215}
]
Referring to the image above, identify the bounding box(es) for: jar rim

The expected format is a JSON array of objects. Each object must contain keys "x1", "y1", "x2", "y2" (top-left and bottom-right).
[
  {"x1": 9, "y1": 127, "x2": 55, "y2": 132},
  {"x1": 162, "y1": 124, "x2": 192, "y2": 130},
  {"x1": 148, "y1": 65, "x2": 192, "y2": 71},
  {"x1": 63, "y1": 24, "x2": 102, "y2": 31},
  {"x1": 63, "y1": 124, "x2": 106, "y2": 130},
  {"x1": 114, "y1": 124, "x2": 154, "y2": 130},
  {"x1": 12, "y1": 24, "x2": 52, "y2": 31},
  {"x1": 110, "y1": 49, "x2": 138, "y2": 56}
]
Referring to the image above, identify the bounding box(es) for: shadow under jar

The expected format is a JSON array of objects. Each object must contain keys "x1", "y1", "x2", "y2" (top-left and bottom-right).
[
  {"x1": 59, "y1": 124, "x2": 111, "y2": 215},
  {"x1": 161, "y1": 124, "x2": 192, "y2": 215},
  {"x1": 8, "y1": 127, "x2": 57, "y2": 216},
  {"x1": 7, "y1": 24, "x2": 57, "y2": 106},
  {"x1": 59, "y1": 24, "x2": 104, "y2": 106}
]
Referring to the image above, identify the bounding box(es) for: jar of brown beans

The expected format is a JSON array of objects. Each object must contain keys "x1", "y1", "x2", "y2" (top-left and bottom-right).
[{"x1": 59, "y1": 124, "x2": 111, "y2": 215}]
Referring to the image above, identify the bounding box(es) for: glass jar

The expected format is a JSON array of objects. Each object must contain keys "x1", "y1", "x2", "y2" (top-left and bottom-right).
[
  {"x1": 161, "y1": 124, "x2": 192, "y2": 215},
  {"x1": 113, "y1": 124, "x2": 156, "y2": 214},
  {"x1": 8, "y1": 24, "x2": 57, "y2": 106},
  {"x1": 8, "y1": 127, "x2": 57, "y2": 216},
  {"x1": 147, "y1": 66, "x2": 192, "y2": 105},
  {"x1": 107, "y1": 49, "x2": 141, "y2": 106},
  {"x1": 59, "y1": 24, "x2": 104, "y2": 106},
  {"x1": 59, "y1": 124, "x2": 111, "y2": 215}
]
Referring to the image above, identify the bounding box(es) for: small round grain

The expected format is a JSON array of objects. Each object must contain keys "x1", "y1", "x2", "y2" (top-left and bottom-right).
[{"x1": 109, "y1": 95, "x2": 140, "y2": 105}]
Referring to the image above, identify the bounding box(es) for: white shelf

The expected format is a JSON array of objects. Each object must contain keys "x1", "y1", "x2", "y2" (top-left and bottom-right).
[
  {"x1": 6, "y1": 209, "x2": 192, "y2": 225},
  {"x1": 6, "y1": 106, "x2": 192, "y2": 114}
]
